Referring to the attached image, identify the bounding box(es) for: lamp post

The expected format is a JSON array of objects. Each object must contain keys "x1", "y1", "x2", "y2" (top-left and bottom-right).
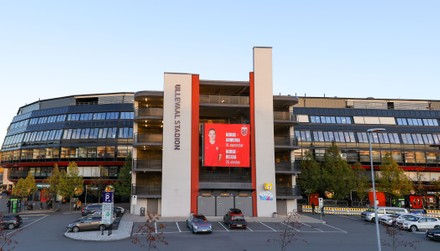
[{"x1": 367, "y1": 128, "x2": 386, "y2": 251}]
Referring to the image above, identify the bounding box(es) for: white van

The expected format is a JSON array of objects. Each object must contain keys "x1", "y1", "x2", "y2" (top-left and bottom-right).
[{"x1": 361, "y1": 207, "x2": 409, "y2": 222}]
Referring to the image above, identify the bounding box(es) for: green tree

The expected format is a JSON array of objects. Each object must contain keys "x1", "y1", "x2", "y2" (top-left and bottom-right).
[
  {"x1": 321, "y1": 142, "x2": 355, "y2": 200},
  {"x1": 12, "y1": 172, "x2": 37, "y2": 199},
  {"x1": 114, "y1": 154, "x2": 132, "y2": 200},
  {"x1": 298, "y1": 151, "x2": 323, "y2": 195},
  {"x1": 45, "y1": 164, "x2": 61, "y2": 201},
  {"x1": 377, "y1": 153, "x2": 413, "y2": 205},
  {"x1": 58, "y1": 162, "x2": 84, "y2": 212},
  {"x1": 352, "y1": 162, "x2": 370, "y2": 205}
]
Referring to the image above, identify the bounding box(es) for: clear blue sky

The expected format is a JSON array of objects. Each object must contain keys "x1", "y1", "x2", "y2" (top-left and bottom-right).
[{"x1": 1, "y1": 1, "x2": 439, "y2": 144}]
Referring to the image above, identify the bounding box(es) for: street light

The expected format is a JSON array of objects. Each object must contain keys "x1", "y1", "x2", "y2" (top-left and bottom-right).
[{"x1": 367, "y1": 128, "x2": 386, "y2": 251}]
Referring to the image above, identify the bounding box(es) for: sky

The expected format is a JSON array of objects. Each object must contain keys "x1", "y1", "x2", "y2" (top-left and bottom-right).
[{"x1": 0, "y1": 1, "x2": 439, "y2": 144}]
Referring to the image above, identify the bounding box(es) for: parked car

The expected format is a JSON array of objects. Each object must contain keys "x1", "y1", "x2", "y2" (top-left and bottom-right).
[
  {"x1": 81, "y1": 204, "x2": 125, "y2": 217},
  {"x1": 223, "y1": 208, "x2": 247, "y2": 229},
  {"x1": 426, "y1": 225, "x2": 440, "y2": 241},
  {"x1": 396, "y1": 214, "x2": 421, "y2": 229},
  {"x1": 379, "y1": 213, "x2": 402, "y2": 226},
  {"x1": 186, "y1": 213, "x2": 212, "y2": 234},
  {"x1": 66, "y1": 215, "x2": 112, "y2": 232},
  {"x1": 361, "y1": 207, "x2": 409, "y2": 223},
  {"x1": 403, "y1": 216, "x2": 440, "y2": 232},
  {"x1": 0, "y1": 214, "x2": 22, "y2": 230}
]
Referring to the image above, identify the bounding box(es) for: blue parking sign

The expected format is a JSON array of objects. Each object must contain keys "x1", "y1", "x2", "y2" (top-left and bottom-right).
[{"x1": 103, "y1": 192, "x2": 114, "y2": 203}]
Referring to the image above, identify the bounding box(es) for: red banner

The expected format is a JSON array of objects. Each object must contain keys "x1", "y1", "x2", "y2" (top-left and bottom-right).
[{"x1": 203, "y1": 124, "x2": 250, "y2": 167}]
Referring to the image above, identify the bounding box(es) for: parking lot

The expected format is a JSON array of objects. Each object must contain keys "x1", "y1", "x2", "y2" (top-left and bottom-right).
[{"x1": 132, "y1": 220, "x2": 347, "y2": 235}]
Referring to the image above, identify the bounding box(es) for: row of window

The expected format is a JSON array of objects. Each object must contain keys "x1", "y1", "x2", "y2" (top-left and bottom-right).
[
  {"x1": 304, "y1": 115, "x2": 439, "y2": 127},
  {"x1": 9, "y1": 112, "x2": 134, "y2": 130},
  {"x1": 295, "y1": 130, "x2": 440, "y2": 145},
  {"x1": 2, "y1": 127, "x2": 134, "y2": 147},
  {"x1": 294, "y1": 148, "x2": 439, "y2": 165},
  {"x1": 309, "y1": 116, "x2": 352, "y2": 124},
  {"x1": 1, "y1": 145, "x2": 132, "y2": 162},
  {"x1": 9, "y1": 165, "x2": 121, "y2": 179}
]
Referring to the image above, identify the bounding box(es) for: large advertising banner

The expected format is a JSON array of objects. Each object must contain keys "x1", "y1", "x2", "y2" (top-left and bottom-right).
[{"x1": 203, "y1": 123, "x2": 250, "y2": 167}]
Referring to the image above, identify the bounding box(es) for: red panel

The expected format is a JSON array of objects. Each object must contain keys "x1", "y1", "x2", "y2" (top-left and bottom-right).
[
  {"x1": 368, "y1": 191, "x2": 386, "y2": 207},
  {"x1": 191, "y1": 74, "x2": 200, "y2": 213},
  {"x1": 249, "y1": 72, "x2": 257, "y2": 216},
  {"x1": 203, "y1": 124, "x2": 250, "y2": 167}
]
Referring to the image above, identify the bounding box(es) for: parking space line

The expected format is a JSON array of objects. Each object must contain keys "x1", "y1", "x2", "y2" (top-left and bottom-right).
[
  {"x1": 313, "y1": 228, "x2": 324, "y2": 232},
  {"x1": 176, "y1": 222, "x2": 181, "y2": 232},
  {"x1": 218, "y1": 222, "x2": 229, "y2": 231},
  {"x1": 323, "y1": 224, "x2": 347, "y2": 233},
  {"x1": 281, "y1": 222, "x2": 300, "y2": 232},
  {"x1": 247, "y1": 226, "x2": 253, "y2": 232},
  {"x1": 259, "y1": 222, "x2": 276, "y2": 232}
]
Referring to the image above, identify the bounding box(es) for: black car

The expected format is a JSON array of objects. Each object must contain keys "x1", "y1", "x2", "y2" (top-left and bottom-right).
[
  {"x1": 81, "y1": 204, "x2": 125, "y2": 217},
  {"x1": 426, "y1": 225, "x2": 440, "y2": 241},
  {"x1": 223, "y1": 208, "x2": 247, "y2": 229},
  {"x1": 1, "y1": 214, "x2": 22, "y2": 230}
]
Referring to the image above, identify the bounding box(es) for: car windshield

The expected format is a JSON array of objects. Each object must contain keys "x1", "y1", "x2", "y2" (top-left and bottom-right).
[
  {"x1": 232, "y1": 216, "x2": 244, "y2": 221},
  {"x1": 193, "y1": 218, "x2": 207, "y2": 223}
]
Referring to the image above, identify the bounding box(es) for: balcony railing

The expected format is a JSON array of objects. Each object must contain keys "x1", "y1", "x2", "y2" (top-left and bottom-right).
[
  {"x1": 276, "y1": 186, "x2": 302, "y2": 199},
  {"x1": 133, "y1": 159, "x2": 162, "y2": 171},
  {"x1": 132, "y1": 185, "x2": 161, "y2": 197},
  {"x1": 274, "y1": 137, "x2": 299, "y2": 147},
  {"x1": 275, "y1": 162, "x2": 301, "y2": 173},
  {"x1": 200, "y1": 95, "x2": 249, "y2": 105},
  {"x1": 134, "y1": 133, "x2": 163, "y2": 144},
  {"x1": 274, "y1": 112, "x2": 297, "y2": 122},
  {"x1": 135, "y1": 107, "x2": 163, "y2": 118}
]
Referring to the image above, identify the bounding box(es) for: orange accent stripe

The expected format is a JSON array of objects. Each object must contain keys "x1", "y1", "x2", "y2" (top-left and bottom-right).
[
  {"x1": 191, "y1": 74, "x2": 200, "y2": 213},
  {"x1": 249, "y1": 72, "x2": 257, "y2": 217}
]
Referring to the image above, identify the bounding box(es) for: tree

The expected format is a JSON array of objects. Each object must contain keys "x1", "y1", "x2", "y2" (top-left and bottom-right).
[
  {"x1": 12, "y1": 172, "x2": 37, "y2": 200},
  {"x1": 58, "y1": 162, "x2": 84, "y2": 212},
  {"x1": 377, "y1": 153, "x2": 413, "y2": 206},
  {"x1": 267, "y1": 212, "x2": 307, "y2": 251},
  {"x1": 321, "y1": 142, "x2": 355, "y2": 200},
  {"x1": 45, "y1": 164, "x2": 61, "y2": 202},
  {"x1": 298, "y1": 151, "x2": 322, "y2": 195},
  {"x1": 114, "y1": 154, "x2": 132, "y2": 201},
  {"x1": 352, "y1": 162, "x2": 370, "y2": 205},
  {"x1": 131, "y1": 212, "x2": 168, "y2": 251},
  {"x1": 381, "y1": 224, "x2": 418, "y2": 251}
]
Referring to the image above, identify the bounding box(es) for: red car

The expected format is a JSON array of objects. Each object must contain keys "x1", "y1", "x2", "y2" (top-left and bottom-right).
[{"x1": 223, "y1": 208, "x2": 247, "y2": 229}]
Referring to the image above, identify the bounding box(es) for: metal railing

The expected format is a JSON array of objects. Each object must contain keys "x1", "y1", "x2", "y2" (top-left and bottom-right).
[
  {"x1": 276, "y1": 186, "x2": 302, "y2": 198},
  {"x1": 199, "y1": 95, "x2": 249, "y2": 105},
  {"x1": 132, "y1": 185, "x2": 161, "y2": 196},
  {"x1": 133, "y1": 159, "x2": 162, "y2": 171},
  {"x1": 274, "y1": 137, "x2": 299, "y2": 146},
  {"x1": 135, "y1": 107, "x2": 163, "y2": 117},
  {"x1": 275, "y1": 162, "x2": 301, "y2": 173},
  {"x1": 134, "y1": 133, "x2": 163, "y2": 144},
  {"x1": 273, "y1": 112, "x2": 297, "y2": 122}
]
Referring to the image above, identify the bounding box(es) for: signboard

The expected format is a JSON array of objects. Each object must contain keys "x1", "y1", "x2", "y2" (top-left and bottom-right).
[
  {"x1": 203, "y1": 123, "x2": 250, "y2": 167},
  {"x1": 102, "y1": 192, "x2": 114, "y2": 225},
  {"x1": 101, "y1": 203, "x2": 113, "y2": 225}
]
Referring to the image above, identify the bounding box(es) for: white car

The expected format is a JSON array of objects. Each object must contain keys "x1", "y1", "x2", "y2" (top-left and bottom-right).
[
  {"x1": 403, "y1": 217, "x2": 440, "y2": 232},
  {"x1": 379, "y1": 213, "x2": 402, "y2": 226},
  {"x1": 395, "y1": 214, "x2": 421, "y2": 229}
]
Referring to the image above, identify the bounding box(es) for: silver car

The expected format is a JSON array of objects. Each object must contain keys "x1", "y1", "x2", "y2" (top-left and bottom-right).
[
  {"x1": 186, "y1": 213, "x2": 212, "y2": 234},
  {"x1": 67, "y1": 216, "x2": 112, "y2": 232}
]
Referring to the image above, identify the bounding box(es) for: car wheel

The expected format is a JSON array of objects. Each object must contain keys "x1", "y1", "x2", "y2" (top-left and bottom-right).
[
  {"x1": 72, "y1": 226, "x2": 80, "y2": 233},
  {"x1": 7, "y1": 223, "x2": 15, "y2": 230},
  {"x1": 410, "y1": 225, "x2": 418, "y2": 232},
  {"x1": 99, "y1": 225, "x2": 106, "y2": 231},
  {"x1": 371, "y1": 218, "x2": 375, "y2": 223}
]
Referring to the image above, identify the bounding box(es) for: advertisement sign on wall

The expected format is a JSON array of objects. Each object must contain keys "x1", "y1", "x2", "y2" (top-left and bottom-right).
[{"x1": 203, "y1": 123, "x2": 250, "y2": 167}]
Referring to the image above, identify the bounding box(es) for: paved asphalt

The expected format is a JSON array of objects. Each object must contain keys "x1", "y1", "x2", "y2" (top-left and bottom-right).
[{"x1": 0, "y1": 195, "x2": 322, "y2": 242}]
